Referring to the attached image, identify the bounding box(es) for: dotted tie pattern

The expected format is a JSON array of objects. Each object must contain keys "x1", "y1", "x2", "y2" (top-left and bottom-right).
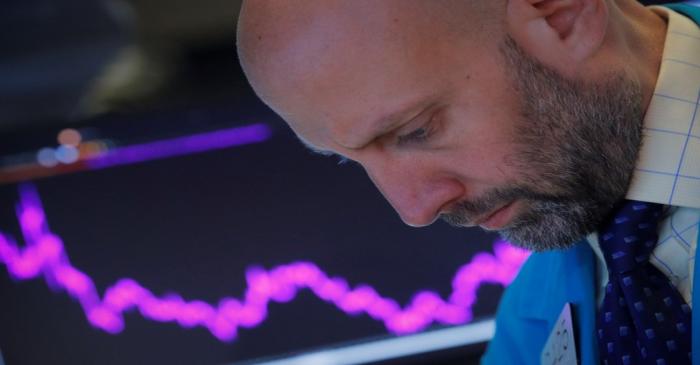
[{"x1": 596, "y1": 200, "x2": 691, "y2": 365}]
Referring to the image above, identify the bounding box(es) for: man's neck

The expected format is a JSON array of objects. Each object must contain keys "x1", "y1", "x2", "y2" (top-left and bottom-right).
[{"x1": 610, "y1": 0, "x2": 669, "y2": 113}]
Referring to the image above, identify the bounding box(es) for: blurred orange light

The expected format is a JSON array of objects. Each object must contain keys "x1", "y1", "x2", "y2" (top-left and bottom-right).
[
  {"x1": 58, "y1": 128, "x2": 82, "y2": 147},
  {"x1": 79, "y1": 141, "x2": 107, "y2": 158}
]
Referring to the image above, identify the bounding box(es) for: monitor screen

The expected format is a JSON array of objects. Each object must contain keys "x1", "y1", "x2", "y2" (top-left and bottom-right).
[{"x1": 0, "y1": 106, "x2": 529, "y2": 365}]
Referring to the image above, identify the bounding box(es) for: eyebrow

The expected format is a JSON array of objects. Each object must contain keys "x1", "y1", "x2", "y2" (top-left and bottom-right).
[
  {"x1": 372, "y1": 98, "x2": 445, "y2": 147},
  {"x1": 299, "y1": 98, "x2": 433, "y2": 156},
  {"x1": 370, "y1": 103, "x2": 428, "y2": 142}
]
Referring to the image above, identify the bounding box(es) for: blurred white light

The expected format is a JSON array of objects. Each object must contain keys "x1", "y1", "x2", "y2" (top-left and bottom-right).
[
  {"x1": 37, "y1": 148, "x2": 58, "y2": 167},
  {"x1": 55, "y1": 145, "x2": 79, "y2": 164}
]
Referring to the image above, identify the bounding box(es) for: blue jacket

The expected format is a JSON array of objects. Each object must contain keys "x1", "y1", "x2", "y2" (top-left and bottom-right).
[{"x1": 482, "y1": 5, "x2": 700, "y2": 363}]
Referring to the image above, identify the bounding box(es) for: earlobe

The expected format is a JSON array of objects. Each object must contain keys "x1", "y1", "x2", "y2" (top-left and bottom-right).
[{"x1": 506, "y1": 0, "x2": 608, "y2": 74}]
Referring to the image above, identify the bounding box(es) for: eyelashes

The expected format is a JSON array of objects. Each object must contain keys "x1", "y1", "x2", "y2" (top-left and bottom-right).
[
  {"x1": 397, "y1": 126, "x2": 433, "y2": 145},
  {"x1": 332, "y1": 109, "x2": 443, "y2": 166},
  {"x1": 396, "y1": 112, "x2": 440, "y2": 147}
]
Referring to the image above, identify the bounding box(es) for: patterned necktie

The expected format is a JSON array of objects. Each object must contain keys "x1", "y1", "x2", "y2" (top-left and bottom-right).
[{"x1": 596, "y1": 200, "x2": 691, "y2": 365}]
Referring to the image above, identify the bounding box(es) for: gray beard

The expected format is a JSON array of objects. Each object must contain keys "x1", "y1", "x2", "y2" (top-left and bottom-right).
[{"x1": 441, "y1": 36, "x2": 645, "y2": 252}]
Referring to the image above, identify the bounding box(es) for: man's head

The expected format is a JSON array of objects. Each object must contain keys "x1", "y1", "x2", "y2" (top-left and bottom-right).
[{"x1": 237, "y1": 0, "x2": 664, "y2": 251}]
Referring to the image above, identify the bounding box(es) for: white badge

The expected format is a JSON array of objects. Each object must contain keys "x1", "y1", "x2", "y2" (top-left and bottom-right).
[{"x1": 540, "y1": 302, "x2": 578, "y2": 365}]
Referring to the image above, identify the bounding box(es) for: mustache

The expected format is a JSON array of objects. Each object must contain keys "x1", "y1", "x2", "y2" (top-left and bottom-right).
[{"x1": 439, "y1": 185, "x2": 561, "y2": 227}]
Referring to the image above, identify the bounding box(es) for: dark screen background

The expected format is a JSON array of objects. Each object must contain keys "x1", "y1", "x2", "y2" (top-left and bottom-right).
[{"x1": 0, "y1": 111, "x2": 504, "y2": 364}]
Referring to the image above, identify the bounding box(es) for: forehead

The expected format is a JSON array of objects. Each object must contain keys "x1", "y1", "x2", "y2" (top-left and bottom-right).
[
  {"x1": 276, "y1": 45, "x2": 470, "y2": 148},
  {"x1": 253, "y1": 4, "x2": 498, "y2": 152}
]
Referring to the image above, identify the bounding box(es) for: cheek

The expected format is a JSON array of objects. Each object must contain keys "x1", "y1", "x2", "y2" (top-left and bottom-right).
[{"x1": 443, "y1": 104, "x2": 522, "y2": 182}]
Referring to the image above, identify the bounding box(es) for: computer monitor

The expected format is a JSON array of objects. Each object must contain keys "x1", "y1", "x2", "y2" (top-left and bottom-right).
[{"x1": 0, "y1": 105, "x2": 528, "y2": 365}]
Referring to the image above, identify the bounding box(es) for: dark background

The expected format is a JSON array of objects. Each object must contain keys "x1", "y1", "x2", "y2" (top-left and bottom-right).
[{"x1": 0, "y1": 121, "x2": 503, "y2": 364}]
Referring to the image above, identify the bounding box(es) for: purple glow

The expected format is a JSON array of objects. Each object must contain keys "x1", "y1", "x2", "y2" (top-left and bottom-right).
[
  {"x1": 0, "y1": 185, "x2": 530, "y2": 341},
  {"x1": 86, "y1": 123, "x2": 272, "y2": 169}
]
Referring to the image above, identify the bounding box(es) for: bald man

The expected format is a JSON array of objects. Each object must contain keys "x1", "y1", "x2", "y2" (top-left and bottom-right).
[{"x1": 237, "y1": 1, "x2": 700, "y2": 364}]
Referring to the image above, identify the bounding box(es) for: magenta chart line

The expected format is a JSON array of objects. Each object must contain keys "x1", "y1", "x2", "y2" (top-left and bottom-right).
[{"x1": 0, "y1": 185, "x2": 530, "y2": 342}]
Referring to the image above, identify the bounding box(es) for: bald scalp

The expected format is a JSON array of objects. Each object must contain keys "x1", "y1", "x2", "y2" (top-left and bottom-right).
[{"x1": 236, "y1": 1, "x2": 504, "y2": 104}]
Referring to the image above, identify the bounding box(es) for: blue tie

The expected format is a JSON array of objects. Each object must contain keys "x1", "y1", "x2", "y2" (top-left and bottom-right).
[{"x1": 596, "y1": 200, "x2": 691, "y2": 365}]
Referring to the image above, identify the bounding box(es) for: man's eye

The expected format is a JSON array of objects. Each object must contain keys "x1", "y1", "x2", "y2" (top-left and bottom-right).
[{"x1": 397, "y1": 125, "x2": 433, "y2": 146}]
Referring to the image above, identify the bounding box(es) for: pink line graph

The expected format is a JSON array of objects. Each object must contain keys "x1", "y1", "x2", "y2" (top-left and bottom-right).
[{"x1": 0, "y1": 185, "x2": 530, "y2": 341}]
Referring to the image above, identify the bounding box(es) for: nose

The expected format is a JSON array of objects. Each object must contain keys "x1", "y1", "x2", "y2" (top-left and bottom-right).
[{"x1": 364, "y1": 160, "x2": 464, "y2": 227}]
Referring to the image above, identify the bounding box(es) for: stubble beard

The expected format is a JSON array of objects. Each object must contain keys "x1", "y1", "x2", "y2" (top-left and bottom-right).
[{"x1": 441, "y1": 36, "x2": 645, "y2": 252}]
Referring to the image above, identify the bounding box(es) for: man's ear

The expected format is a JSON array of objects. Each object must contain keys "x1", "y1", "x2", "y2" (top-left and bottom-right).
[{"x1": 506, "y1": 0, "x2": 608, "y2": 74}]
